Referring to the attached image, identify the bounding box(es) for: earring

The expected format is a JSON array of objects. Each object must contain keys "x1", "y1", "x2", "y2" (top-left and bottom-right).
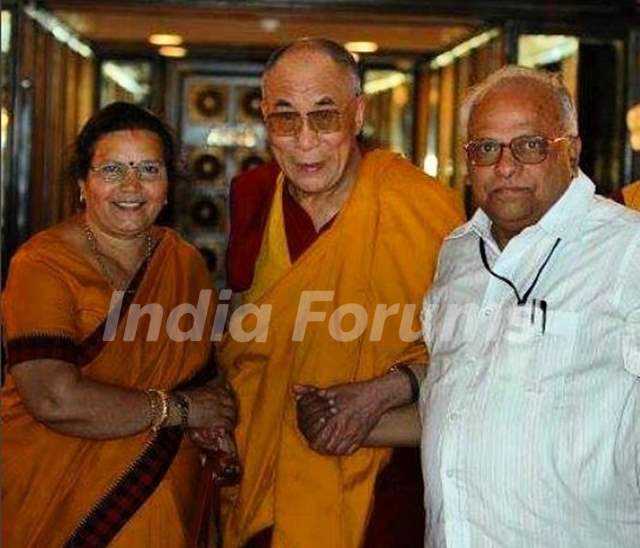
[{"x1": 80, "y1": 191, "x2": 85, "y2": 203}]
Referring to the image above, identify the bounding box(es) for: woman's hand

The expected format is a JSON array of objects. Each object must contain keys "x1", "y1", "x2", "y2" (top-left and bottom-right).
[{"x1": 184, "y1": 382, "x2": 237, "y2": 431}]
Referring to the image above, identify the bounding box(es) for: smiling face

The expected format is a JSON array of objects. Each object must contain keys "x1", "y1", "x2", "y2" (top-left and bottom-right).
[
  {"x1": 467, "y1": 79, "x2": 580, "y2": 243},
  {"x1": 261, "y1": 48, "x2": 365, "y2": 197},
  {"x1": 79, "y1": 129, "x2": 168, "y2": 239}
]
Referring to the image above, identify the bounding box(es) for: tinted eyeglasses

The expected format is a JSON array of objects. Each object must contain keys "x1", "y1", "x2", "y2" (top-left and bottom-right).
[
  {"x1": 264, "y1": 97, "x2": 358, "y2": 137},
  {"x1": 89, "y1": 160, "x2": 166, "y2": 183},
  {"x1": 464, "y1": 135, "x2": 575, "y2": 167}
]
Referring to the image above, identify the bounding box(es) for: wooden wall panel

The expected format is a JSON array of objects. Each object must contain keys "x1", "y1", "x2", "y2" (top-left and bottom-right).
[
  {"x1": 437, "y1": 63, "x2": 455, "y2": 186},
  {"x1": 62, "y1": 50, "x2": 80, "y2": 219},
  {"x1": 29, "y1": 28, "x2": 50, "y2": 233},
  {"x1": 414, "y1": 70, "x2": 431, "y2": 169},
  {"x1": 77, "y1": 57, "x2": 95, "y2": 133},
  {"x1": 18, "y1": 18, "x2": 97, "y2": 236},
  {"x1": 48, "y1": 39, "x2": 66, "y2": 225},
  {"x1": 453, "y1": 54, "x2": 471, "y2": 191}
]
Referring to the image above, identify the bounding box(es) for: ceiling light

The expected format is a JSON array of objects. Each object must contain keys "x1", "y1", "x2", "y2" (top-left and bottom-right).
[
  {"x1": 149, "y1": 34, "x2": 183, "y2": 46},
  {"x1": 364, "y1": 73, "x2": 408, "y2": 95},
  {"x1": 344, "y1": 41, "x2": 378, "y2": 54},
  {"x1": 24, "y1": 5, "x2": 93, "y2": 58},
  {"x1": 259, "y1": 18, "x2": 280, "y2": 32},
  {"x1": 158, "y1": 46, "x2": 187, "y2": 58}
]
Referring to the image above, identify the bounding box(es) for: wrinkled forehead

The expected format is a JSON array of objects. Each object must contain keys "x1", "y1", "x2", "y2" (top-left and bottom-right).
[
  {"x1": 262, "y1": 50, "x2": 355, "y2": 108},
  {"x1": 469, "y1": 80, "x2": 565, "y2": 137}
]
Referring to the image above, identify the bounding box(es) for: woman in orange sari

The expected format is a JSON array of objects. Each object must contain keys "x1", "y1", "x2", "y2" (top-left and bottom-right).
[{"x1": 2, "y1": 102, "x2": 235, "y2": 547}]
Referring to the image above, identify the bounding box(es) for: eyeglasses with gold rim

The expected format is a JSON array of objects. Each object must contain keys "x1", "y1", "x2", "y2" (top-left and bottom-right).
[
  {"x1": 264, "y1": 96, "x2": 360, "y2": 137},
  {"x1": 464, "y1": 135, "x2": 576, "y2": 167}
]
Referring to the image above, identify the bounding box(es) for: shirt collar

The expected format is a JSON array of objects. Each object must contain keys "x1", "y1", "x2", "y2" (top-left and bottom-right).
[{"x1": 456, "y1": 170, "x2": 595, "y2": 243}]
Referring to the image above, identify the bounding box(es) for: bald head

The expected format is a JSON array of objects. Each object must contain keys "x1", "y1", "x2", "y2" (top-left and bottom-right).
[
  {"x1": 263, "y1": 38, "x2": 362, "y2": 96},
  {"x1": 461, "y1": 65, "x2": 578, "y2": 141}
]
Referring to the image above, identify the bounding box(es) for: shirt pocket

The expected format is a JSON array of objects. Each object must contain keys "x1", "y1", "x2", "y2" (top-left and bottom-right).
[{"x1": 493, "y1": 306, "x2": 580, "y2": 396}]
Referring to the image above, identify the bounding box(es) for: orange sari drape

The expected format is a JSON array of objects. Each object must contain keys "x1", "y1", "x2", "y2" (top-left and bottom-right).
[
  {"x1": 219, "y1": 149, "x2": 464, "y2": 548},
  {"x1": 2, "y1": 225, "x2": 216, "y2": 547},
  {"x1": 623, "y1": 181, "x2": 640, "y2": 211}
]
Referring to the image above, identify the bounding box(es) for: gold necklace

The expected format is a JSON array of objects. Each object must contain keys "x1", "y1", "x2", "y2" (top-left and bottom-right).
[{"x1": 82, "y1": 222, "x2": 153, "y2": 290}]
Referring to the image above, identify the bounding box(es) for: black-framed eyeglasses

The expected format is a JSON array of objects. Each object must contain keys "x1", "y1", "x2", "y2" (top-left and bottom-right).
[
  {"x1": 89, "y1": 160, "x2": 166, "y2": 183},
  {"x1": 464, "y1": 135, "x2": 575, "y2": 167},
  {"x1": 265, "y1": 96, "x2": 359, "y2": 137}
]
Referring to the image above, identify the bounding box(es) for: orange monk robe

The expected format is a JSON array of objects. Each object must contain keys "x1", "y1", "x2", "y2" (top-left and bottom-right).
[
  {"x1": 219, "y1": 149, "x2": 465, "y2": 548},
  {"x1": 622, "y1": 180, "x2": 640, "y2": 210},
  {"x1": 2, "y1": 226, "x2": 216, "y2": 547}
]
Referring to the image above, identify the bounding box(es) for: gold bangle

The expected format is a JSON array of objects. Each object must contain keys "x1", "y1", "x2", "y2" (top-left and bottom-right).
[
  {"x1": 145, "y1": 389, "x2": 159, "y2": 427},
  {"x1": 147, "y1": 389, "x2": 169, "y2": 431},
  {"x1": 170, "y1": 392, "x2": 191, "y2": 429}
]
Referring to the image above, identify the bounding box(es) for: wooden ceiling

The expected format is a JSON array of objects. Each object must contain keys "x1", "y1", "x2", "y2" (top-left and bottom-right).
[
  {"x1": 41, "y1": 0, "x2": 637, "y2": 57},
  {"x1": 44, "y1": 2, "x2": 482, "y2": 56}
]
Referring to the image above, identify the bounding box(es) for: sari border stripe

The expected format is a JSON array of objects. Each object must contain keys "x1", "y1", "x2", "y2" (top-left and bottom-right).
[
  {"x1": 63, "y1": 354, "x2": 218, "y2": 546},
  {"x1": 77, "y1": 254, "x2": 151, "y2": 368},
  {"x1": 64, "y1": 427, "x2": 182, "y2": 548},
  {"x1": 6, "y1": 335, "x2": 78, "y2": 367}
]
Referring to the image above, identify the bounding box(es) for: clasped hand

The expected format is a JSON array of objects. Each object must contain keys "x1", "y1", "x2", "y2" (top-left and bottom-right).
[
  {"x1": 293, "y1": 380, "x2": 387, "y2": 456},
  {"x1": 187, "y1": 379, "x2": 238, "y2": 451}
]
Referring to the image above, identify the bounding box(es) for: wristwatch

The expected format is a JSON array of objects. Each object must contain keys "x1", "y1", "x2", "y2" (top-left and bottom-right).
[{"x1": 171, "y1": 392, "x2": 191, "y2": 429}]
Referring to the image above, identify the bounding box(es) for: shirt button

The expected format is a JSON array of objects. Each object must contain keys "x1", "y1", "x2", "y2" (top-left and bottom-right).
[
  {"x1": 446, "y1": 470, "x2": 454, "y2": 478},
  {"x1": 483, "y1": 307, "x2": 493, "y2": 317},
  {"x1": 449, "y1": 412, "x2": 460, "y2": 422}
]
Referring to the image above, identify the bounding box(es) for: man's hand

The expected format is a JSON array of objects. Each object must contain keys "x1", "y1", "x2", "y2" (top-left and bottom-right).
[
  {"x1": 294, "y1": 376, "x2": 400, "y2": 456},
  {"x1": 294, "y1": 365, "x2": 422, "y2": 456},
  {"x1": 294, "y1": 385, "x2": 337, "y2": 445}
]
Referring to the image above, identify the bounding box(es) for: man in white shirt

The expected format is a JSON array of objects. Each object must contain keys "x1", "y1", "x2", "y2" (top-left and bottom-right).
[
  {"x1": 294, "y1": 64, "x2": 639, "y2": 547},
  {"x1": 419, "y1": 65, "x2": 640, "y2": 547}
]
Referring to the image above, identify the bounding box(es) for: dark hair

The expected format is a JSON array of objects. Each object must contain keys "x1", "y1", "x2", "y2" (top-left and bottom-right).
[
  {"x1": 264, "y1": 38, "x2": 363, "y2": 95},
  {"x1": 68, "y1": 101, "x2": 183, "y2": 186}
]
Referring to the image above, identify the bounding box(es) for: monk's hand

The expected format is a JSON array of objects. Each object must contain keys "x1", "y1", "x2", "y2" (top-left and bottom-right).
[
  {"x1": 294, "y1": 384, "x2": 338, "y2": 444},
  {"x1": 189, "y1": 426, "x2": 226, "y2": 451},
  {"x1": 308, "y1": 379, "x2": 394, "y2": 456},
  {"x1": 184, "y1": 382, "x2": 237, "y2": 431}
]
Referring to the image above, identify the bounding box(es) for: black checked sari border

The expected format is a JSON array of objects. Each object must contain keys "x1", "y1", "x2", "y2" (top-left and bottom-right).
[
  {"x1": 5, "y1": 241, "x2": 154, "y2": 371},
  {"x1": 63, "y1": 355, "x2": 218, "y2": 547},
  {"x1": 5, "y1": 335, "x2": 77, "y2": 367},
  {"x1": 59, "y1": 232, "x2": 217, "y2": 546},
  {"x1": 64, "y1": 426, "x2": 183, "y2": 548}
]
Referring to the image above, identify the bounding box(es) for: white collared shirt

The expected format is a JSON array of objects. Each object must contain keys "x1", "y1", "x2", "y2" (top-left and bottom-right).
[{"x1": 420, "y1": 172, "x2": 640, "y2": 548}]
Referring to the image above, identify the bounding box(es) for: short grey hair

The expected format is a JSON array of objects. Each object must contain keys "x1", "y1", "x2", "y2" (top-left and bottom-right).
[
  {"x1": 460, "y1": 65, "x2": 578, "y2": 140},
  {"x1": 262, "y1": 37, "x2": 363, "y2": 96}
]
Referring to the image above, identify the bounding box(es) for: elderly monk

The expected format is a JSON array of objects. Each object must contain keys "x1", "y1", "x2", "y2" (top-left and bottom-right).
[
  {"x1": 220, "y1": 38, "x2": 463, "y2": 548},
  {"x1": 405, "y1": 66, "x2": 639, "y2": 547},
  {"x1": 2, "y1": 102, "x2": 236, "y2": 547}
]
